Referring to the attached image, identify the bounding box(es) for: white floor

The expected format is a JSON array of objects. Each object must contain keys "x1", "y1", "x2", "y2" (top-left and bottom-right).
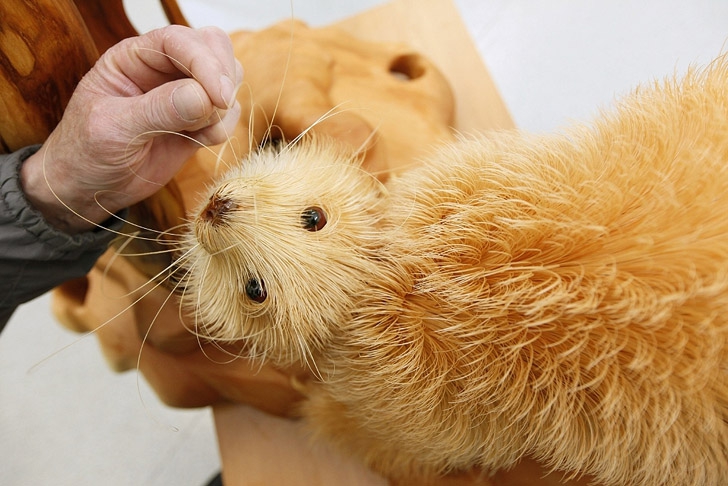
[{"x1": 2, "y1": 1, "x2": 727, "y2": 485}]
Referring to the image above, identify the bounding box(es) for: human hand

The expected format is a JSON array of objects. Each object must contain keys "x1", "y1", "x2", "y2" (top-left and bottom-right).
[{"x1": 19, "y1": 25, "x2": 242, "y2": 234}]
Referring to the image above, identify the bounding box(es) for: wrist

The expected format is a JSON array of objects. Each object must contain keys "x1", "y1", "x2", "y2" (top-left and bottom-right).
[{"x1": 19, "y1": 148, "x2": 102, "y2": 234}]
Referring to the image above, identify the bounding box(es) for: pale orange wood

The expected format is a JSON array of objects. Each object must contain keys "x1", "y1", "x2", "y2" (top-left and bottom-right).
[
  {"x1": 214, "y1": 404, "x2": 390, "y2": 486},
  {"x1": 335, "y1": 0, "x2": 514, "y2": 133},
  {"x1": 215, "y1": 19, "x2": 456, "y2": 180}
]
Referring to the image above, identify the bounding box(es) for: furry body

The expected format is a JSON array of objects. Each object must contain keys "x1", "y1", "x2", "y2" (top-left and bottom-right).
[{"x1": 183, "y1": 57, "x2": 728, "y2": 484}]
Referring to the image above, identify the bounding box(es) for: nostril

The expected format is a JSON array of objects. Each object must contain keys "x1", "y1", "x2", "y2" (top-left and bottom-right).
[{"x1": 200, "y1": 193, "x2": 236, "y2": 226}]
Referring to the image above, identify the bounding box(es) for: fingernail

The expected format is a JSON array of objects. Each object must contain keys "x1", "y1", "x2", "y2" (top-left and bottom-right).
[
  {"x1": 220, "y1": 75, "x2": 235, "y2": 109},
  {"x1": 172, "y1": 83, "x2": 206, "y2": 122}
]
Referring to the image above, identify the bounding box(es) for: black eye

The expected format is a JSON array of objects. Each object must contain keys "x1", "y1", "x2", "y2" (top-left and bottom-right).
[
  {"x1": 301, "y1": 207, "x2": 327, "y2": 231},
  {"x1": 245, "y1": 278, "x2": 267, "y2": 303}
]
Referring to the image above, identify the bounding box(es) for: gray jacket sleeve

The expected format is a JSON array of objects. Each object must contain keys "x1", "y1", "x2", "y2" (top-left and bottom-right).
[{"x1": 0, "y1": 146, "x2": 126, "y2": 330}]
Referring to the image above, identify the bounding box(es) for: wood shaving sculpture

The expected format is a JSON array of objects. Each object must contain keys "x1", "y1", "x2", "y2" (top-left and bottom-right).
[{"x1": 183, "y1": 41, "x2": 728, "y2": 486}]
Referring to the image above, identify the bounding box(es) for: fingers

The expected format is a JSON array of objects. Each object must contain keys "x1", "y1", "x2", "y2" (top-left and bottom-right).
[
  {"x1": 87, "y1": 25, "x2": 244, "y2": 140},
  {"x1": 197, "y1": 26, "x2": 242, "y2": 107},
  {"x1": 28, "y1": 24, "x2": 245, "y2": 229},
  {"x1": 114, "y1": 76, "x2": 240, "y2": 139},
  {"x1": 108, "y1": 25, "x2": 242, "y2": 110}
]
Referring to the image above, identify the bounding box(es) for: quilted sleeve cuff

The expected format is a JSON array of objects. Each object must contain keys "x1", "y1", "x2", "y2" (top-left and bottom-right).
[{"x1": 0, "y1": 145, "x2": 126, "y2": 261}]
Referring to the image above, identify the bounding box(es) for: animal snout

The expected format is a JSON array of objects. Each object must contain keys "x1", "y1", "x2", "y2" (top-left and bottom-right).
[{"x1": 200, "y1": 193, "x2": 236, "y2": 227}]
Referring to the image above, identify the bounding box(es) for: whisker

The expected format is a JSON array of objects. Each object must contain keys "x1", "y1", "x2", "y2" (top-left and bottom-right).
[
  {"x1": 27, "y1": 257, "x2": 181, "y2": 373},
  {"x1": 181, "y1": 251, "x2": 251, "y2": 365},
  {"x1": 112, "y1": 246, "x2": 182, "y2": 258},
  {"x1": 30, "y1": 243, "x2": 198, "y2": 375},
  {"x1": 125, "y1": 129, "x2": 231, "y2": 178},
  {"x1": 265, "y1": 17, "x2": 296, "y2": 146},
  {"x1": 210, "y1": 81, "x2": 245, "y2": 177},
  {"x1": 131, "y1": 261, "x2": 196, "y2": 432}
]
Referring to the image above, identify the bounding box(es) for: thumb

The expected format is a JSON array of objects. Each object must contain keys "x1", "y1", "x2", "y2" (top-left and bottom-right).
[
  {"x1": 170, "y1": 80, "x2": 215, "y2": 127},
  {"x1": 132, "y1": 78, "x2": 218, "y2": 135}
]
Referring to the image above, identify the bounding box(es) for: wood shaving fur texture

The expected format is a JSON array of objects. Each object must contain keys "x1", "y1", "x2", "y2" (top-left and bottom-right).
[{"x1": 183, "y1": 55, "x2": 728, "y2": 485}]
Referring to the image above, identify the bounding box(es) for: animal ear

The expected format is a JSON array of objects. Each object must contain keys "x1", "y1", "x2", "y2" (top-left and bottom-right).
[
  {"x1": 306, "y1": 111, "x2": 376, "y2": 157},
  {"x1": 277, "y1": 98, "x2": 384, "y2": 175},
  {"x1": 311, "y1": 112, "x2": 392, "y2": 177}
]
